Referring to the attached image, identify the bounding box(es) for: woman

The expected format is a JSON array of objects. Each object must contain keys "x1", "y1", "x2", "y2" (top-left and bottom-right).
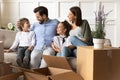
[{"x1": 62, "y1": 6, "x2": 93, "y2": 57}]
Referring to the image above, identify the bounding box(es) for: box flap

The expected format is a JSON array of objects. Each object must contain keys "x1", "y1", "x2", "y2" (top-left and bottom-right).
[
  {"x1": 50, "y1": 72, "x2": 83, "y2": 80},
  {"x1": 43, "y1": 55, "x2": 72, "y2": 70},
  {"x1": 33, "y1": 68, "x2": 50, "y2": 75},
  {"x1": 0, "y1": 72, "x2": 22, "y2": 80},
  {"x1": 11, "y1": 66, "x2": 49, "y2": 80},
  {"x1": 11, "y1": 66, "x2": 45, "y2": 75},
  {"x1": 11, "y1": 65, "x2": 31, "y2": 72},
  {"x1": 24, "y1": 71, "x2": 48, "y2": 80},
  {"x1": 48, "y1": 67, "x2": 71, "y2": 75},
  {"x1": 0, "y1": 62, "x2": 13, "y2": 76}
]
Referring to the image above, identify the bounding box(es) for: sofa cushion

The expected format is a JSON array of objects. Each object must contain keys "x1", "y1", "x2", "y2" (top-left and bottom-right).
[
  {"x1": 0, "y1": 29, "x2": 17, "y2": 49},
  {"x1": 4, "y1": 52, "x2": 17, "y2": 66}
]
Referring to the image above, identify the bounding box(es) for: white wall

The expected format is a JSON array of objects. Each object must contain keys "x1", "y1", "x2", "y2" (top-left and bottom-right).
[{"x1": 0, "y1": 0, "x2": 120, "y2": 47}]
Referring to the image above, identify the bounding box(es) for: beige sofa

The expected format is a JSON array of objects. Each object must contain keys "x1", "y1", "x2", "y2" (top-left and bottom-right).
[
  {"x1": 0, "y1": 29, "x2": 77, "y2": 71},
  {"x1": 0, "y1": 29, "x2": 18, "y2": 66},
  {"x1": 0, "y1": 29, "x2": 112, "y2": 72}
]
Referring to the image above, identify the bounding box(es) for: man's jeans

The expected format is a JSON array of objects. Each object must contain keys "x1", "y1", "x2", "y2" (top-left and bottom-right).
[{"x1": 30, "y1": 47, "x2": 55, "y2": 69}]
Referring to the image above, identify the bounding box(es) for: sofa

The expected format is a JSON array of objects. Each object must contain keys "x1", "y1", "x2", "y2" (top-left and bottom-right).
[
  {"x1": 0, "y1": 29, "x2": 77, "y2": 71},
  {"x1": 0, "y1": 29, "x2": 112, "y2": 72},
  {"x1": 0, "y1": 29, "x2": 18, "y2": 66}
]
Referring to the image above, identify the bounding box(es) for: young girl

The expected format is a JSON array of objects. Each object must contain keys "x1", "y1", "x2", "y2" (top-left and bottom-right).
[
  {"x1": 51, "y1": 20, "x2": 72, "y2": 57},
  {"x1": 7, "y1": 18, "x2": 35, "y2": 68}
]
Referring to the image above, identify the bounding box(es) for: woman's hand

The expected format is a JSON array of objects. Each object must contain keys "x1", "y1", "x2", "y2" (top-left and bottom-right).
[{"x1": 82, "y1": 38, "x2": 89, "y2": 42}]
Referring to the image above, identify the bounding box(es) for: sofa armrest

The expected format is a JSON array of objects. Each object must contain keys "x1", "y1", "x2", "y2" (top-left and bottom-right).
[
  {"x1": 0, "y1": 29, "x2": 17, "y2": 49},
  {"x1": 4, "y1": 52, "x2": 17, "y2": 66}
]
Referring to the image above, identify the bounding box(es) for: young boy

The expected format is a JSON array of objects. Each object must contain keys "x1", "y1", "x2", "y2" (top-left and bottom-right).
[{"x1": 7, "y1": 18, "x2": 35, "y2": 68}]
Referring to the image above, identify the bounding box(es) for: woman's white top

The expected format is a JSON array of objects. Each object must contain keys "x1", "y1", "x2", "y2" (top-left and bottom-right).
[
  {"x1": 69, "y1": 26, "x2": 82, "y2": 40},
  {"x1": 53, "y1": 35, "x2": 72, "y2": 49},
  {"x1": 10, "y1": 31, "x2": 35, "y2": 50}
]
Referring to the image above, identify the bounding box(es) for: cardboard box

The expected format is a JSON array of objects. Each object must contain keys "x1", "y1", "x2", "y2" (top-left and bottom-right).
[
  {"x1": 0, "y1": 55, "x2": 82, "y2": 80},
  {"x1": 77, "y1": 46, "x2": 120, "y2": 80},
  {"x1": 11, "y1": 55, "x2": 83, "y2": 80},
  {"x1": 0, "y1": 72, "x2": 22, "y2": 80},
  {"x1": 0, "y1": 62, "x2": 13, "y2": 76},
  {"x1": 0, "y1": 41, "x2": 4, "y2": 62}
]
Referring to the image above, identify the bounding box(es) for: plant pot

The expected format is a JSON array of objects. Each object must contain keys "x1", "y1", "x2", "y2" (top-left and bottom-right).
[{"x1": 93, "y1": 38, "x2": 105, "y2": 49}]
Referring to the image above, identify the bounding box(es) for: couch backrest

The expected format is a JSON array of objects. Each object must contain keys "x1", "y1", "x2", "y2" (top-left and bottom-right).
[{"x1": 0, "y1": 29, "x2": 17, "y2": 49}]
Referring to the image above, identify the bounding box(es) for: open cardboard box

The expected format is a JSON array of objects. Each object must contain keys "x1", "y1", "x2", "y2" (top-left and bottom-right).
[
  {"x1": 0, "y1": 62, "x2": 13, "y2": 76},
  {"x1": 0, "y1": 72, "x2": 23, "y2": 80},
  {"x1": 0, "y1": 41, "x2": 4, "y2": 62},
  {"x1": 0, "y1": 55, "x2": 83, "y2": 80},
  {"x1": 24, "y1": 55, "x2": 83, "y2": 80}
]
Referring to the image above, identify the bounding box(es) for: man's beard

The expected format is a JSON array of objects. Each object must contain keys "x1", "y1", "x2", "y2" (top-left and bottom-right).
[{"x1": 39, "y1": 20, "x2": 44, "y2": 24}]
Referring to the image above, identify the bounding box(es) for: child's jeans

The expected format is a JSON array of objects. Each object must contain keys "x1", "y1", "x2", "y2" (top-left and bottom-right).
[{"x1": 17, "y1": 46, "x2": 31, "y2": 68}]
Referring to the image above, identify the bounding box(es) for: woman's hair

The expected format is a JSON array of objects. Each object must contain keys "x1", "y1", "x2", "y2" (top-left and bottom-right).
[
  {"x1": 18, "y1": 18, "x2": 29, "y2": 31},
  {"x1": 34, "y1": 6, "x2": 48, "y2": 17},
  {"x1": 70, "y1": 6, "x2": 82, "y2": 26},
  {"x1": 61, "y1": 20, "x2": 72, "y2": 37}
]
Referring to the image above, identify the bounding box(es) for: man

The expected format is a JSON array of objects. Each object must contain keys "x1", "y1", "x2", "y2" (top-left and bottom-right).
[{"x1": 30, "y1": 6, "x2": 59, "y2": 69}]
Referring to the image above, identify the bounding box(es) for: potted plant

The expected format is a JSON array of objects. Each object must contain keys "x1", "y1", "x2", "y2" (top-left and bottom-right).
[
  {"x1": 7, "y1": 23, "x2": 16, "y2": 31},
  {"x1": 92, "y1": 2, "x2": 112, "y2": 49}
]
